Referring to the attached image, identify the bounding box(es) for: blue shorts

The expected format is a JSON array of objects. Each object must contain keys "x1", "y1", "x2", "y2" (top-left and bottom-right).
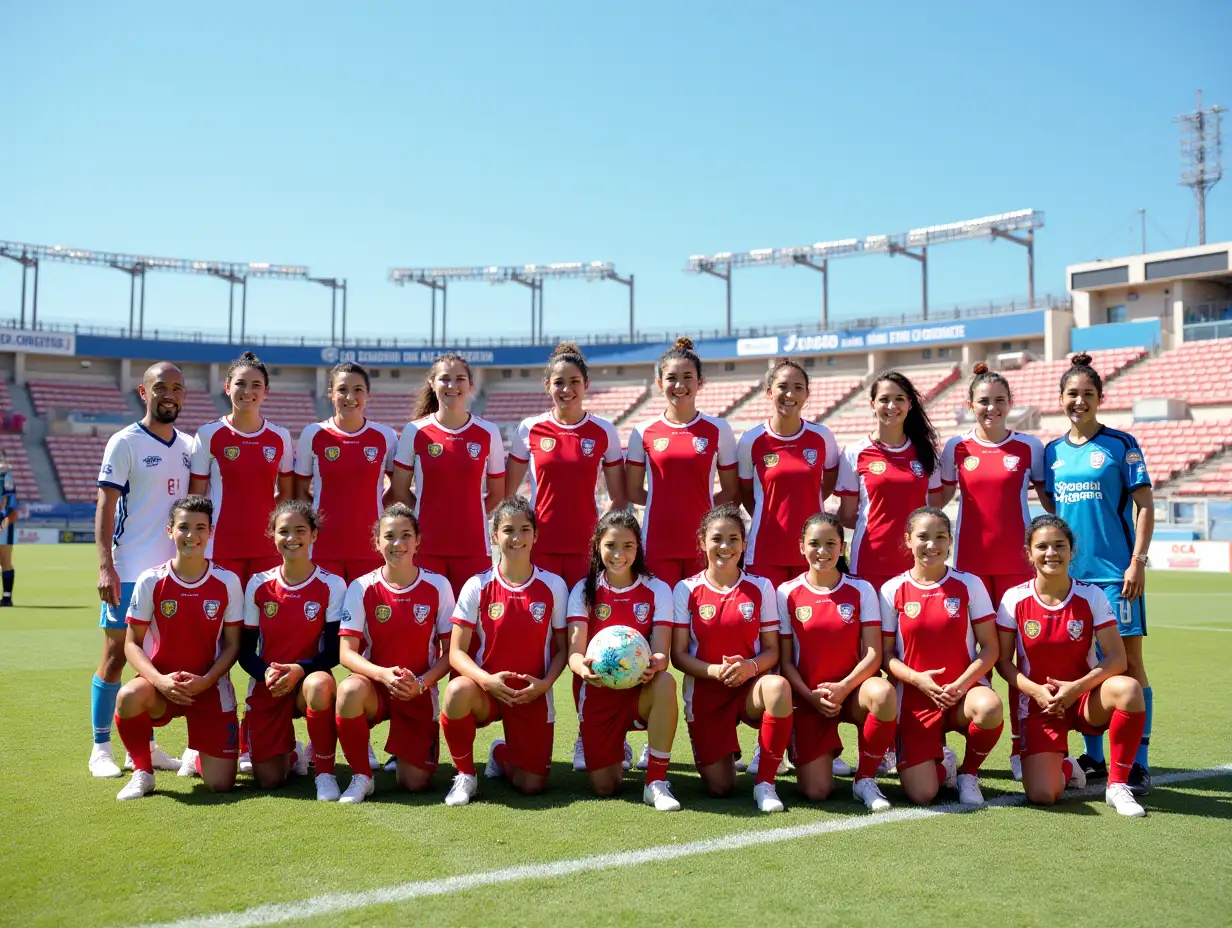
[
  {"x1": 98, "y1": 582, "x2": 136, "y2": 631},
  {"x1": 1097, "y1": 581, "x2": 1146, "y2": 638}
]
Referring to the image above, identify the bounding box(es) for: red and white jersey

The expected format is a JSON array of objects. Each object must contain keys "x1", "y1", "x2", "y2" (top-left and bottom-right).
[
  {"x1": 738, "y1": 421, "x2": 839, "y2": 567},
  {"x1": 835, "y1": 437, "x2": 941, "y2": 578},
  {"x1": 294, "y1": 419, "x2": 398, "y2": 561},
  {"x1": 777, "y1": 574, "x2": 880, "y2": 688},
  {"x1": 995, "y1": 580, "x2": 1117, "y2": 703},
  {"x1": 939, "y1": 431, "x2": 1045, "y2": 577},
  {"x1": 339, "y1": 567, "x2": 455, "y2": 678},
  {"x1": 508, "y1": 411, "x2": 623, "y2": 555},
  {"x1": 879, "y1": 569, "x2": 995, "y2": 689},
  {"x1": 452, "y1": 566, "x2": 568, "y2": 678},
  {"x1": 672, "y1": 572, "x2": 779, "y2": 665},
  {"x1": 126, "y1": 561, "x2": 244, "y2": 676},
  {"x1": 566, "y1": 574, "x2": 674, "y2": 639},
  {"x1": 191, "y1": 417, "x2": 293, "y2": 560},
  {"x1": 626, "y1": 412, "x2": 737, "y2": 559},
  {"x1": 394, "y1": 413, "x2": 505, "y2": 559},
  {"x1": 242, "y1": 565, "x2": 346, "y2": 666}
]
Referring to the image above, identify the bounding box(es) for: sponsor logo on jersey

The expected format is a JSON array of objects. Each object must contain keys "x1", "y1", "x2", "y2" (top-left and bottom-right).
[
  {"x1": 795, "y1": 605, "x2": 812, "y2": 622},
  {"x1": 467, "y1": 442, "x2": 481, "y2": 460},
  {"x1": 182, "y1": 452, "x2": 191, "y2": 469},
  {"x1": 324, "y1": 446, "x2": 341, "y2": 462},
  {"x1": 869, "y1": 460, "x2": 887, "y2": 475},
  {"x1": 1089, "y1": 451, "x2": 1106, "y2": 469},
  {"x1": 264, "y1": 446, "x2": 277, "y2": 462},
  {"x1": 1126, "y1": 450, "x2": 1143, "y2": 465},
  {"x1": 203, "y1": 600, "x2": 220, "y2": 619},
  {"x1": 413, "y1": 604, "x2": 431, "y2": 624},
  {"x1": 160, "y1": 599, "x2": 178, "y2": 617},
  {"x1": 263, "y1": 601, "x2": 279, "y2": 618},
  {"x1": 580, "y1": 438, "x2": 596, "y2": 457},
  {"x1": 910, "y1": 460, "x2": 925, "y2": 478},
  {"x1": 903, "y1": 602, "x2": 921, "y2": 619},
  {"x1": 803, "y1": 448, "x2": 818, "y2": 466},
  {"x1": 595, "y1": 604, "x2": 612, "y2": 620},
  {"x1": 1051, "y1": 459, "x2": 1064, "y2": 469},
  {"x1": 363, "y1": 446, "x2": 378, "y2": 463},
  {"x1": 304, "y1": 602, "x2": 321, "y2": 621},
  {"x1": 223, "y1": 446, "x2": 240, "y2": 461},
  {"x1": 838, "y1": 603, "x2": 855, "y2": 624},
  {"x1": 1024, "y1": 619, "x2": 1041, "y2": 638},
  {"x1": 633, "y1": 602, "x2": 650, "y2": 624},
  {"x1": 739, "y1": 602, "x2": 755, "y2": 622},
  {"x1": 530, "y1": 601, "x2": 547, "y2": 623},
  {"x1": 653, "y1": 437, "x2": 670, "y2": 452},
  {"x1": 427, "y1": 442, "x2": 444, "y2": 457},
  {"x1": 488, "y1": 602, "x2": 504, "y2": 619},
  {"x1": 963, "y1": 456, "x2": 979, "y2": 471},
  {"x1": 1067, "y1": 618, "x2": 1084, "y2": 641},
  {"x1": 698, "y1": 604, "x2": 717, "y2": 620},
  {"x1": 539, "y1": 437, "x2": 557, "y2": 452},
  {"x1": 143, "y1": 455, "x2": 163, "y2": 468},
  {"x1": 763, "y1": 453, "x2": 780, "y2": 467},
  {"x1": 692, "y1": 436, "x2": 709, "y2": 454},
  {"x1": 944, "y1": 597, "x2": 961, "y2": 618},
  {"x1": 1003, "y1": 455, "x2": 1020, "y2": 472},
  {"x1": 374, "y1": 604, "x2": 393, "y2": 623}
]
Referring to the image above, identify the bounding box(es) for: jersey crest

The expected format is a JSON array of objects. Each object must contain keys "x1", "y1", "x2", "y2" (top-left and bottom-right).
[
  {"x1": 869, "y1": 460, "x2": 887, "y2": 475},
  {"x1": 838, "y1": 603, "x2": 855, "y2": 624},
  {"x1": 488, "y1": 602, "x2": 504, "y2": 619},
  {"x1": 263, "y1": 601, "x2": 279, "y2": 618},
  {"x1": 1024, "y1": 619, "x2": 1042, "y2": 638},
  {"x1": 530, "y1": 601, "x2": 547, "y2": 623},
  {"x1": 413, "y1": 604, "x2": 430, "y2": 624},
  {"x1": 910, "y1": 461, "x2": 925, "y2": 477},
  {"x1": 204, "y1": 599, "x2": 220, "y2": 619},
  {"x1": 595, "y1": 604, "x2": 612, "y2": 620},
  {"x1": 1126, "y1": 450, "x2": 1143, "y2": 464},
  {"x1": 427, "y1": 442, "x2": 444, "y2": 457},
  {"x1": 653, "y1": 437, "x2": 670, "y2": 452},
  {"x1": 304, "y1": 602, "x2": 321, "y2": 620},
  {"x1": 467, "y1": 442, "x2": 481, "y2": 460},
  {"x1": 324, "y1": 446, "x2": 341, "y2": 462},
  {"x1": 963, "y1": 455, "x2": 979, "y2": 471},
  {"x1": 795, "y1": 605, "x2": 812, "y2": 622},
  {"x1": 160, "y1": 599, "x2": 178, "y2": 618},
  {"x1": 698, "y1": 604, "x2": 717, "y2": 620},
  {"x1": 223, "y1": 446, "x2": 240, "y2": 461},
  {"x1": 1089, "y1": 451, "x2": 1106, "y2": 469},
  {"x1": 633, "y1": 602, "x2": 650, "y2": 624},
  {"x1": 580, "y1": 438, "x2": 596, "y2": 457},
  {"x1": 944, "y1": 597, "x2": 961, "y2": 617},
  {"x1": 692, "y1": 436, "x2": 709, "y2": 454},
  {"x1": 539, "y1": 437, "x2": 557, "y2": 452},
  {"x1": 1003, "y1": 455, "x2": 1020, "y2": 472},
  {"x1": 363, "y1": 446, "x2": 378, "y2": 463},
  {"x1": 263, "y1": 446, "x2": 277, "y2": 462},
  {"x1": 803, "y1": 448, "x2": 817, "y2": 466},
  {"x1": 903, "y1": 602, "x2": 921, "y2": 619},
  {"x1": 738, "y1": 601, "x2": 755, "y2": 622},
  {"x1": 1067, "y1": 618, "x2": 1084, "y2": 641},
  {"x1": 763, "y1": 453, "x2": 779, "y2": 467},
  {"x1": 374, "y1": 604, "x2": 393, "y2": 623}
]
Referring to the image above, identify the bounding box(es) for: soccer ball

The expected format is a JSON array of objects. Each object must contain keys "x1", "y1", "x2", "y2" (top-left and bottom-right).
[{"x1": 584, "y1": 625, "x2": 652, "y2": 690}]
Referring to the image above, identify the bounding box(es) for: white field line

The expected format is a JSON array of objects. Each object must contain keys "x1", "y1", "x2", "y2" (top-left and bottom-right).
[
  {"x1": 136, "y1": 764, "x2": 1232, "y2": 928},
  {"x1": 1153, "y1": 624, "x2": 1232, "y2": 633}
]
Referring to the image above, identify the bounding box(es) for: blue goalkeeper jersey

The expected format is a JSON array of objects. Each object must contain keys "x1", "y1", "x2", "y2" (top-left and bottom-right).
[{"x1": 1044, "y1": 427, "x2": 1150, "y2": 584}]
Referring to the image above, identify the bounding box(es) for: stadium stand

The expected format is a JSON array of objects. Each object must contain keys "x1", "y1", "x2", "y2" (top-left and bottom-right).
[
  {"x1": 483, "y1": 381, "x2": 647, "y2": 428},
  {"x1": 28, "y1": 379, "x2": 130, "y2": 416},
  {"x1": 1176, "y1": 458, "x2": 1232, "y2": 497},
  {"x1": 0, "y1": 434, "x2": 37, "y2": 502},
  {"x1": 170, "y1": 390, "x2": 223, "y2": 435},
  {"x1": 696, "y1": 378, "x2": 761, "y2": 417},
  {"x1": 1132, "y1": 419, "x2": 1232, "y2": 487},
  {"x1": 1102, "y1": 338, "x2": 1232, "y2": 410},
  {"x1": 259, "y1": 390, "x2": 319, "y2": 435},
  {"x1": 46, "y1": 435, "x2": 108, "y2": 503},
  {"x1": 998, "y1": 348, "x2": 1145, "y2": 411},
  {"x1": 364, "y1": 393, "x2": 419, "y2": 427}
]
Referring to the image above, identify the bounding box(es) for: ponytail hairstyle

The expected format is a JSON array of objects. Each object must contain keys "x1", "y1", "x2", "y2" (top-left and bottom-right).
[
  {"x1": 968, "y1": 362, "x2": 1012, "y2": 406},
  {"x1": 1059, "y1": 352, "x2": 1103, "y2": 398},
  {"x1": 1025, "y1": 513, "x2": 1075, "y2": 551},
  {"x1": 583, "y1": 509, "x2": 648, "y2": 613},
  {"x1": 412, "y1": 352, "x2": 473, "y2": 420},
  {"x1": 544, "y1": 341, "x2": 589, "y2": 386},
  {"x1": 905, "y1": 505, "x2": 951, "y2": 537},
  {"x1": 656, "y1": 336, "x2": 703, "y2": 385},
  {"x1": 697, "y1": 503, "x2": 747, "y2": 570},
  {"x1": 227, "y1": 350, "x2": 269, "y2": 388},
  {"x1": 766, "y1": 357, "x2": 809, "y2": 392},
  {"x1": 328, "y1": 361, "x2": 370, "y2": 393},
  {"x1": 491, "y1": 495, "x2": 537, "y2": 533},
  {"x1": 871, "y1": 370, "x2": 938, "y2": 476},
  {"x1": 799, "y1": 511, "x2": 850, "y2": 574},
  {"x1": 267, "y1": 498, "x2": 322, "y2": 536}
]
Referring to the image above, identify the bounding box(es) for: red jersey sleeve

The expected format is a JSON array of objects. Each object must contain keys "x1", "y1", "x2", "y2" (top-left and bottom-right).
[{"x1": 452, "y1": 574, "x2": 483, "y2": 628}]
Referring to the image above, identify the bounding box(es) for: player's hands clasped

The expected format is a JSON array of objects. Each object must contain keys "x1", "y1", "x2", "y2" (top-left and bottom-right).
[
  {"x1": 811, "y1": 681, "x2": 848, "y2": 717},
  {"x1": 511, "y1": 674, "x2": 550, "y2": 703},
  {"x1": 384, "y1": 666, "x2": 421, "y2": 701},
  {"x1": 267, "y1": 662, "x2": 304, "y2": 698},
  {"x1": 716, "y1": 655, "x2": 756, "y2": 688},
  {"x1": 912, "y1": 667, "x2": 955, "y2": 709},
  {"x1": 155, "y1": 671, "x2": 195, "y2": 706},
  {"x1": 1044, "y1": 677, "x2": 1082, "y2": 714},
  {"x1": 483, "y1": 670, "x2": 527, "y2": 705}
]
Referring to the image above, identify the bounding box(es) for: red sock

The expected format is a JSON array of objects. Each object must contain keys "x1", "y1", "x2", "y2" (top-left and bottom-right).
[
  {"x1": 1008, "y1": 686, "x2": 1022, "y2": 757},
  {"x1": 856, "y1": 714, "x2": 896, "y2": 781},
  {"x1": 960, "y1": 720, "x2": 1003, "y2": 775},
  {"x1": 116, "y1": 713, "x2": 154, "y2": 773},
  {"x1": 194, "y1": 753, "x2": 203, "y2": 776},
  {"x1": 1061, "y1": 757, "x2": 1075, "y2": 787},
  {"x1": 441, "y1": 713, "x2": 477, "y2": 776},
  {"x1": 335, "y1": 714, "x2": 372, "y2": 777},
  {"x1": 1108, "y1": 709, "x2": 1146, "y2": 785},
  {"x1": 755, "y1": 713, "x2": 793, "y2": 785},
  {"x1": 644, "y1": 748, "x2": 670, "y2": 786},
  {"x1": 239, "y1": 714, "x2": 251, "y2": 754},
  {"x1": 305, "y1": 708, "x2": 337, "y2": 775},
  {"x1": 936, "y1": 760, "x2": 947, "y2": 787},
  {"x1": 492, "y1": 740, "x2": 509, "y2": 776}
]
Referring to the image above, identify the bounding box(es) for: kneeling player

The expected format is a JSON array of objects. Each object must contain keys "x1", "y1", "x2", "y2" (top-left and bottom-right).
[
  {"x1": 996, "y1": 515, "x2": 1147, "y2": 817},
  {"x1": 568, "y1": 510, "x2": 680, "y2": 811},
  {"x1": 441, "y1": 497, "x2": 568, "y2": 806},
  {"x1": 239, "y1": 500, "x2": 346, "y2": 799},
  {"x1": 113, "y1": 496, "x2": 244, "y2": 800},
  {"x1": 335, "y1": 504, "x2": 456, "y2": 804},
  {"x1": 778, "y1": 513, "x2": 896, "y2": 811},
  {"x1": 671, "y1": 504, "x2": 793, "y2": 813}
]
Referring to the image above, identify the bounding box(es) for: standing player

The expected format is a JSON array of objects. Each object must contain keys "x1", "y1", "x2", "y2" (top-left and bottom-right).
[
  {"x1": 931, "y1": 363, "x2": 1045, "y2": 779},
  {"x1": 567, "y1": 509, "x2": 680, "y2": 811},
  {"x1": 440, "y1": 497, "x2": 568, "y2": 806},
  {"x1": 627, "y1": 338, "x2": 738, "y2": 587},
  {"x1": 880, "y1": 507, "x2": 1003, "y2": 807},
  {"x1": 1042, "y1": 353, "x2": 1155, "y2": 794},
  {"x1": 777, "y1": 513, "x2": 897, "y2": 811},
  {"x1": 240, "y1": 500, "x2": 347, "y2": 800},
  {"x1": 738, "y1": 359, "x2": 840, "y2": 589},
  {"x1": 506, "y1": 342, "x2": 627, "y2": 590},
  {"x1": 670, "y1": 504, "x2": 793, "y2": 813},
  {"x1": 392, "y1": 353, "x2": 505, "y2": 596},
  {"x1": 0, "y1": 448, "x2": 18, "y2": 606},
  {"x1": 295, "y1": 362, "x2": 398, "y2": 583},
  {"x1": 996, "y1": 515, "x2": 1148, "y2": 817},
  {"x1": 91, "y1": 362, "x2": 192, "y2": 778},
  {"x1": 334, "y1": 504, "x2": 456, "y2": 804},
  {"x1": 112, "y1": 496, "x2": 244, "y2": 800}
]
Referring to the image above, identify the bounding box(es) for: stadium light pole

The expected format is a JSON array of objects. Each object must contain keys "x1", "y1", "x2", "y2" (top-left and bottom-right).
[
  {"x1": 0, "y1": 246, "x2": 39, "y2": 328},
  {"x1": 603, "y1": 270, "x2": 635, "y2": 339},
  {"x1": 208, "y1": 268, "x2": 247, "y2": 343},
  {"x1": 791, "y1": 256, "x2": 829, "y2": 329},
  {"x1": 887, "y1": 242, "x2": 928, "y2": 320},
  {"x1": 685, "y1": 256, "x2": 733, "y2": 336},
  {"x1": 309, "y1": 277, "x2": 348, "y2": 346},
  {"x1": 509, "y1": 272, "x2": 545, "y2": 342}
]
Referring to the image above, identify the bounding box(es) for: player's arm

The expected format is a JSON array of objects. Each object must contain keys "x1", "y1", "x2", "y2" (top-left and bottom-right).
[
  {"x1": 275, "y1": 472, "x2": 294, "y2": 503},
  {"x1": 836, "y1": 495, "x2": 857, "y2": 530},
  {"x1": 881, "y1": 633, "x2": 915, "y2": 685},
  {"x1": 95, "y1": 486, "x2": 122, "y2": 606},
  {"x1": 338, "y1": 636, "x2": 416, "y2": 699},
  {"x1": 191, "y1": 623, "x2": 242, "y2": 693},
  {"x1": 566, "y1": 620, "x2": 598, "y2": 680},
  {"x1": 625, "y1": 462, "x2": 647, "y2": 506},
  {"x1": 601, "y1": 460, "x2": 628, "y2": 511},
  {"x1": 484, "y1": 473, "x2": 504, "y2": 513},
  {"x1": 715, "y1": 466, "x2": 739, "y2": 506},
  {"x1": 929, "y1": 483, "x2": 956, "y2": 507},
  {"x1": 187, "y1": 476, "x2": 208, "y2": 495},
  {"x1": 778, "y1": 634, "x2": 811, "y2": 700},
  {"x1": 237, "y1": 627, "x2": 271, "y2": 680},
  {"x1": 739, "y1": 479, "x2": 755, "y2": 516},
  {"x1": 948, "y1": 617, "x2": 999, "y2": 695},
  {"x1": 821, "y1": 466, "x2": 838, "y2": 501},
  {"x1": 297, "y1": 621, "x2": 340, "y2": 676},
  {"x1": 389, "y1": 466, "x2": 414, "y2": 507},
  {"x1": 670, "y1": 623, "x2": 716, "y2": 679},
  {"x1": 1124, "y1": 484, "x2": 1155, "y2": 601},
  {"x1": 124, "y1": 622, "x2": 192, "y2": 705},
  {"x1": 832, "y1": 623, "x2": 883, "y2": 701},
  {"x1": 504, "y1": 457, "x2": 528, "y2": 499}
]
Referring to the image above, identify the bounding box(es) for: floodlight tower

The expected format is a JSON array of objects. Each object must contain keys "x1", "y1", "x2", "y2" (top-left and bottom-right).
[
  {"x1": 309, "y1": 277, "x2": 348, "y2": 346},
  {"x1": 684, "y1": 255, "x2": 733, "y2": 336},
  {"x1": 0, "y1": 245, "x2": 40, "y2": 327},
  {"x1": 1177, "y1": 90, "x2": 1225, "y2": 245}
]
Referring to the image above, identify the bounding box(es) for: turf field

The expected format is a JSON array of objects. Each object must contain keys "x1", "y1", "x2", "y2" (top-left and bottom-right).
[{"x1": 3, "y1": 546, "x2": 1230, "y2": 928}]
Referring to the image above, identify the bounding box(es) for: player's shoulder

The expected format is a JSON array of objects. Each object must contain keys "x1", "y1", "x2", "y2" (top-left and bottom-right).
[
  {"x1": 419, "y1": 567, "x2": 453, "y2": 597},
  {"x1": 301, "y1": 419, "x2": 329, "y2": 442},
  {"x1": 802, "y1": 419, "x2": 835, "y2": 441},
  {"x1": 1096, "y1": 425, "x2": 1141, "y2": 454},
  {"x1": 245, "y1": 566, "x2": 280, "y2": 595},
  {"x1": 698, "y1": 411, "x2": 733, "y2": 434},
  {"x1": 947, "y1": 567, "x2": 982, "y2": 590},
  {"x1": 364, "y1": 420, "x2": 398, "y2": 443},
  {"x1": 134, "y1": 561, "x2": 169, "y2": 587},
  {"x1": 1071, "y1": 579, "x2": 1106, "y2": 603},
  {"x1": 642, "y1": 574, "x2": 673, "y2": 599},
  {"x1": 532, "y1": 566, "x2": 568, "y2": 597},
  {"x1": 941, "y1": 433, "x2": 964, "y2": 455},
  {"x1": 741, "y1": 571, "x2": 775, "y2": 595},
  {"x1": 673, "y1": 572, "x2": 706, "y2": 596},
  {"x1": 316, "y1": 566, "x2": 350, "y2": 597},
  {"x1": 1000, "y1": 578, "x2": 1035, "y2": 609},
  {"x1": 194, "y1": 418, "x2": 227, "y2": 441},
  {"x1": 738, "y1": 422, "x2": 767, "y2": 447},
  {"x1": 471, "y1": 415, "x2": 504, "y2": 442},
  {"x1": 1011, "y1": 430, "x2": 1046, "y2": 452},
  {"x1": 630, "y1": 415, "x2": 661, "y2": 436},
  {"x1": 517, "y1": 410, "x2": 555, "y2": 433},
  {"x1": 842, "y1": 435, "x2": 876, "y2": 457},
  {"x1": 266, "y1": 421, "x2": 293, "y2": 441},
  {"x1": 776, "y1": 572, "x2": 809, "y2": 597},
  {"x1": 843, "y1": 574, "x2": 877, "y2": 599},
  {"x1": 879, "y1": 571, "x2": 911, "y2": 598},
  {"x1": 463, "y1": 566, "x2": 497, "y2": 595}
]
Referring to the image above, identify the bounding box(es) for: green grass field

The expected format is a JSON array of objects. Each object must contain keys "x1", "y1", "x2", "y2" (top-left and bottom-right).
[{"x1": 3, "y1": 546, "x2": 1230, "y2": 928}]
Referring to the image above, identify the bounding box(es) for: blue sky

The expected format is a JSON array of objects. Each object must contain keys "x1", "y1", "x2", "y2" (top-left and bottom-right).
[{"x1": 2, "y1": 1, "x2": 1229, "y2": 346}]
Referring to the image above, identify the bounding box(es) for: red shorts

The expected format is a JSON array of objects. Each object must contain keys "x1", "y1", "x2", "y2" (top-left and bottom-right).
[
  {"x1": 214, "y1": 556, "x2": 283, "y2": 589},
  {"x1": 578, "y1": 681, "x2": 646, "y2": 769},
  {"x1": 316, "y1": 557, "x2": 385, "y2": 584},
  {"x1": 746, "y1": 563, "x2": 801, "y2": 592},
  {"x1": 151, "y1": 678, "x2": 240, "y2": 759},
  {"x1": 790, "y1": 691, "x2": 860, "y2": 767},
  {"x1": 371, "y1": 686, "x2": 440, "y2": 771},
  {"x1": 978, "y1": 573, "x2": 1034, "y2": 608},
  {"x1": 418, "y1": 553, "x2": 493, "y2": 598},
  {"x1": 532, "y1": 552, "x2": 590, "y2": 590},
  {"x1": 477, "y1": 690, "x2": 554, "y2": 777},
  {"x1": 685, "y1": 678, "x2": 759, "y2": 767},
  {"x1": 646, "y1": 555, "x2": 705, "y2": 589},
  {"x1": 855, "y1": 574, "x2": 895, "y2": 598},
  {"x1": 896, "y1": 684, "x2": 991, "y2": 770},
  {"x1": 244, "y1": 680, "x2": 304, "y2": 763},
  {"x1": 1020, "y1": 690, "x2": 1103, "y2": 757}
]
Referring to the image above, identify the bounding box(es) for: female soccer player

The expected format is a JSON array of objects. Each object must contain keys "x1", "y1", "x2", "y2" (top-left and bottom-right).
[
  {"x1": 189, "y1": 351, "x2": 294, "y2": 588},
  {"x1": 334, "y1": 504, "x2": 456, "y2": 804},
  {"x1": 627, "y1": 338, "x2": 738, "y2": 587},
  {"x1": 238, "y1": 500, "x2": 346, "y2": 800},
  {"x1": 931, "y1": 363, "x2": 1045, "y2": 779},
  {"x1": 506, "y1": 342, "x2": 627, "y2": 590},
  {"x1": 670, "y1": 504, "x2": 793, "y2": 813},
  {"x1": 112, "y1": 496, "x2": 244, "y2": 800},
  {"x1": 392, "y1": 353, "x2": 505, "y2": 596},
  {"x1": 295, "y1": 362, "x2": 398, "y2": 583},
  {"x1": 836, "y1": 371, "x2": 941, "y2": 593},
  {"x1": 777, "y1": 513, "x2": 896, "y2": 811},
  {"x1": 995, "y1": 515, "x2": 1148, "y2": 817},
  {"x1": 440, "y1": 496, "x2": 568, "y2": 806},
  {"x1": 567, "y1": 509, "x2": 680, "y2": 811},
  {"x1": 880, "y1": 507, "x2": 1002, "y2": 807},
  {"x1": 738, "y1": 359, "x2": 840, "y2": 589},
  {"x1": 0, "y1": 448, "x2": 18, "y2": 605},
  {"x1": 1042, "y1": 353, "x2": 1154, "y2": 794}
]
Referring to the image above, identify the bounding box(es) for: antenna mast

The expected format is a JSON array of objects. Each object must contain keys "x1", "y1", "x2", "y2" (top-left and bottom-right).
[{"x1": 1176, "y1": 90, "x2": 1225, "y2": 245}]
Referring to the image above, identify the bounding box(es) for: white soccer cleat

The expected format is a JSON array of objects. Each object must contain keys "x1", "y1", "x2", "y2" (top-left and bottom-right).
[
  {"x1": 941, "y1": 746, "x2": 958, "y2": 790},
  {"x1": 636, "y1": 744, "x2": 650, "y2": 771},
  {"x1": 622, "y1": 741, "x2": 634, "y2": 771},
  {"x1": 643, "y1": 779, "x2": 681, "y2": 812},
  {"x1": 1010, "y1": 754, "x2": 1023, "y2": 782},
  {"x1": 89, "y1": 743, "x2": 122, "y2": 779},
  {"x1": 338, "y1": 773, "x2": 374, "y2": 804},
  {"x1": 753, "y1": 781, "x2": 785, "y2": 813},
  {"x1": 956, "y1": 773, "x2": 984, "y2": 806},
  {"x1": 177, "y1": 748, "x2": 200, "y2": 777},
  {"x1": 572, "y1": 734, "x2": 587, "y2": 771},
  {"x1": 302, "y1": 740, "x2": 314, "y2": 769},
  {"x1": 367, "y1": 744, "x2": 380, "y2": 772},
  {"x1": 383, "y1": 756, "x2": 398, "y2": 773},
  {"x1": 745, "y1": 746, "x2": 793, "y2": 777},
  {"x1": 832, "y1": 756, "x2": 855, "y2": 777},
  {"x1": 1105, "y1": 782, "x2": 1146, "y2": 817},
  {"x1": 445, "y1": 773, "x2": 479, "y2": 807},
  {"x1": 877, "y1": 749, "x2": 897, "y2": 776},
  {"x1": 853, "y1": 777, "x2": 892, "y2": 812},
  {"x1": 117, "y1": 769, "x2": 156, "y2": 801},
  {"x1": 485, "y1": 739, "x2": 507, "y2": 779},
  {"x1": 734, "y1": 755, "x2": 749, "y2": 773},
  {"x1": 1064, "y1": 756, "x2": 1087, "y2": 791},
  {"x1": 238, "y1": 752, "x2": 253, "y2": 774},
  {"x1": 314, "y1": 773, "x2": 341, "y2": 802},
  {"x1": 148, "y1": 743, "x2": 180, "y2": 771},
  {"x1": 291, "y1": 740, "x2": 310, "y2": 777}
]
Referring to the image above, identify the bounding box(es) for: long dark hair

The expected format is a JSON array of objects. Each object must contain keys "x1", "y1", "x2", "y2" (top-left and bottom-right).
[
  {"x1": 583, "y1": 509, "x2": 648, "y2": 613},
  {"x1": 697, "y1": 503, "x2": 747, "y2": 570},
  {"x1": 871, "y1": 370, "x2": 938, "y2": 476},
  {"x1": 413, "y1": 352, "x2": 473, "y2": 420},
  {"x1": 800, "y1": 511, "x2": 849, "y2": 575}
]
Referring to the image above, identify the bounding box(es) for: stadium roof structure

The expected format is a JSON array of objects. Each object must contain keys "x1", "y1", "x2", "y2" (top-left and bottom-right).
[{"x1": 684, "y1": 209, "x2": 1045, "y2": 334}]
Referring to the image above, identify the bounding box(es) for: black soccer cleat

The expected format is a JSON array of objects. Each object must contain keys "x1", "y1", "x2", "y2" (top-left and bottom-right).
[
  {"x1": 1127, "y1": 762, "x2": 1152, "y2": 796},
  {"x1": 1077, "y1": 753, "x2": 1108, "y2": 780},
  {"x1": 0, "y1": 598, "x2": 12, "y2": 607}
]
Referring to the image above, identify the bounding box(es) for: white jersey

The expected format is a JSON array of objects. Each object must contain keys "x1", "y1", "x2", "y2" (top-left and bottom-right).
[{"x1": 98, "y1": 423, "x2": 193, "y2": 582}]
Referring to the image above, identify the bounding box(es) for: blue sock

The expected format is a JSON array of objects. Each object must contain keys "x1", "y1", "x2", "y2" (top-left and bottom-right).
[
  {"x1": 1135, "y1": 686, "x2": 1152, "y2": 769},
  {"x1": 1082, "y1": 733, "x2": 1106, "y2": 764},
  {"x1": 91, "y1": 675, "x2": 121, "y2": 744}
]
